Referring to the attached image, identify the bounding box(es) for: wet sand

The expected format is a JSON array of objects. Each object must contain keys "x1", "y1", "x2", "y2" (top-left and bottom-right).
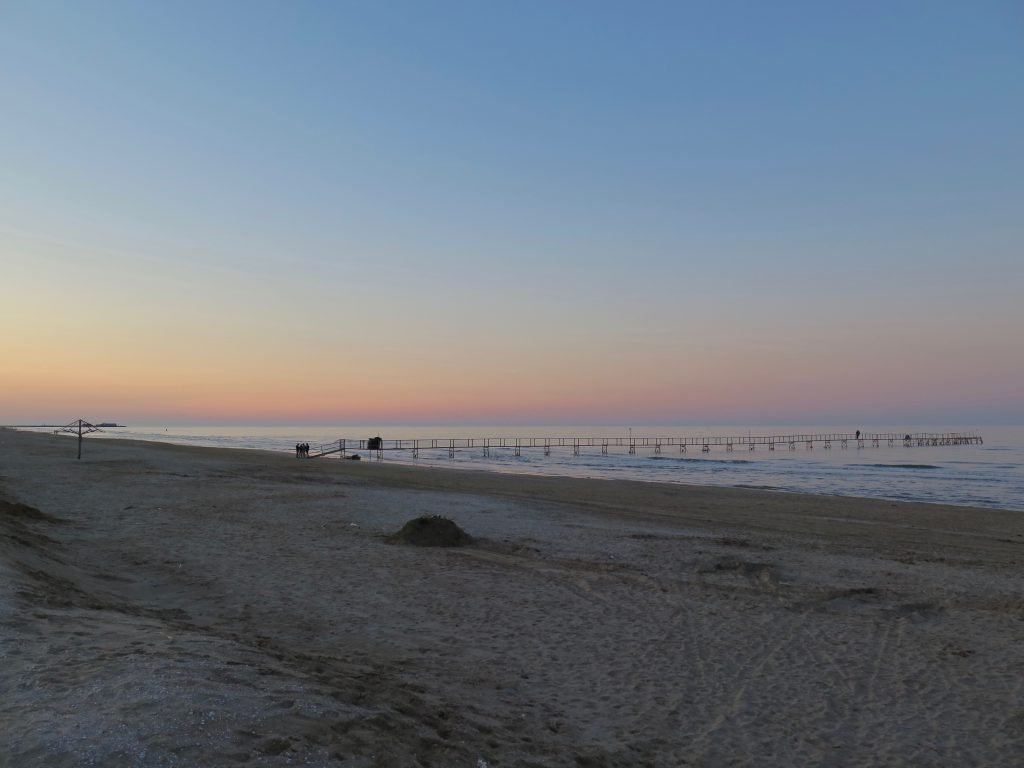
[{"x1": 2, "y1": 428, "x2": 1023, "y2": 766}]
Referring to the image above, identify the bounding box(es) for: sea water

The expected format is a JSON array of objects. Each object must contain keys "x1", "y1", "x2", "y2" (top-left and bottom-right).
[{"x1": 63, "y1": 424, "x2": 1024, "y2": 512}]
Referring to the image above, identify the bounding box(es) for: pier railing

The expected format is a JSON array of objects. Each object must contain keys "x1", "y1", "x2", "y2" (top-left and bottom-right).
[{"x1": 305, "y1": 432, "x2": 982, "y2": 459}]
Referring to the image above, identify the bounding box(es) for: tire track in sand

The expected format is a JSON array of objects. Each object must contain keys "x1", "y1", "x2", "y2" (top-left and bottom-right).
[{"x1": 688, "y1": 607, "x2": 814, "y2": 761}]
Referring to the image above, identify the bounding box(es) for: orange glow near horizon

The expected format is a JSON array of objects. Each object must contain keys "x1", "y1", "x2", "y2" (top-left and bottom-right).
[
  {"x1": 2, "y1": 224, "x2": 1021, "y2": 427},
  {"x1": 4, "y1": 337, "x2": 1019, "y2": 426}
]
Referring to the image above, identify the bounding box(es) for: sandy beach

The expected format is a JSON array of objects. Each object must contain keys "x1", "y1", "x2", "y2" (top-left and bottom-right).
[{"x1": 2, "y1": 428, "x2": 1023, "y2": 767}]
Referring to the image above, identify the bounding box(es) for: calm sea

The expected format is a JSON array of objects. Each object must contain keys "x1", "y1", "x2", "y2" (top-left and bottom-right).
[{"x1": 63, "y1": 424, "x2": 1024, "y2": 512}]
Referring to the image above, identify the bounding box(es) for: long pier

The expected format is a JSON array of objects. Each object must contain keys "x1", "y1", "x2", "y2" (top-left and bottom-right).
[{"x1": 307, "y1": 431, "x2": 982, "y2": 460}]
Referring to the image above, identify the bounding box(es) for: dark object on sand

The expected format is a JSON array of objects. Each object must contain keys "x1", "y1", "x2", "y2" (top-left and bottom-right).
[
  {"x1": 389, "y1": 515, "x2": 473, "y2": 547},
  {"x1": 367, "y1": 436, "x2": 383, "y2": 450},
  {"x1": 0, "y1": 499, "x2": 60, "y2": 524},
  {"x1": 346, "y1": 454, "x2": 361, "y2": 461}
]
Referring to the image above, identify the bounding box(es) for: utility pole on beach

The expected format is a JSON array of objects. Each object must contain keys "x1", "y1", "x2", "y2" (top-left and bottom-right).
[{"x1": 56, "y1": 419, "x2": 103, "y2": 459}]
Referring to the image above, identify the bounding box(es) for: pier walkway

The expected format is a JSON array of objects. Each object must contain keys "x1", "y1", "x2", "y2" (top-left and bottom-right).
[{"x1": 307, "y1": 431, "x2": 982, "y2": 460}]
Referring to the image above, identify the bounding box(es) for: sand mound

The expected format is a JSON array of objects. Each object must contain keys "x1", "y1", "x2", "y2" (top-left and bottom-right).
[
  {"x1": 0, "y1": 498, "x2": 63, "y2": 554},
  {"x1": 0, "y1": 499, "x2": 61, "y2": 524},
  {"x1": 389, "y1": 515, "x2": 473, "y2": 547}
]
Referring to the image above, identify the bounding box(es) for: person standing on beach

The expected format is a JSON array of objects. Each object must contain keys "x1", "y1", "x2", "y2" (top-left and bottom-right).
[{"x1": 296, "y1": 443, "x2": 301, "y2": 458}]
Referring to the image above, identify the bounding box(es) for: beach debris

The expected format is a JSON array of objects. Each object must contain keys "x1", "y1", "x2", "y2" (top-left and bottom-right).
[{"x1": 388, "y1": 515, "x2": 473, "y2": 547}]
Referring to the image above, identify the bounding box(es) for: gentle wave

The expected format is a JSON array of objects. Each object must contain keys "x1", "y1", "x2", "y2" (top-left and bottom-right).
[
  {"x1": 647, "y1": 456, "x2": 754, "y2": 465},
  {"x1": 860, "y1": 463, "x2": 941, "y2": 470}
]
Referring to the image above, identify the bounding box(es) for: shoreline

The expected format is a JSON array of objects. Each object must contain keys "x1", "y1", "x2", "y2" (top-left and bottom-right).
[
  {"x1": 3, "y1": 428, "x2": 1023, "y2": 765},
  {"x1": 12, "y1": 425, "x2": 1022, "y2": 514}
]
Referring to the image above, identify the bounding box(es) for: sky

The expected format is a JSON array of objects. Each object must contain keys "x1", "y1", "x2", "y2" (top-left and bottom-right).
[{"x1": 1, "y1": 1, "x2": 1022, "y2": 426}]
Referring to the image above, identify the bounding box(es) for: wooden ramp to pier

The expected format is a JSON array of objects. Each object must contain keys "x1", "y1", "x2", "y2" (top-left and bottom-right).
[{"x1": 306, "y1": 432, "x2": 982, "y2": 460}]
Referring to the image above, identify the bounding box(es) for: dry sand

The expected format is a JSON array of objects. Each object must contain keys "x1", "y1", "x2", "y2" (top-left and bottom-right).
[{"x1": 1, "y1": 428, "x2": 1023, "y2": 767}]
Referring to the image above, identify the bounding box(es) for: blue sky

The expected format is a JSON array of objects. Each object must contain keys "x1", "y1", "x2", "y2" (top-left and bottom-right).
[{"x1": 1, "y1": 1, "x2": 1021, "y2": 425}]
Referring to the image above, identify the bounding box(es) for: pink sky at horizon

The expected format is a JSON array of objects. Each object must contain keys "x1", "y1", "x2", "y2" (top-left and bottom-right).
[
  {"x1": 3, "y1": 227, "x2": 1020, "y2": 426},
  {"x1": 3, "y1": 322, "x2": 1019, "y2": 427}
]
